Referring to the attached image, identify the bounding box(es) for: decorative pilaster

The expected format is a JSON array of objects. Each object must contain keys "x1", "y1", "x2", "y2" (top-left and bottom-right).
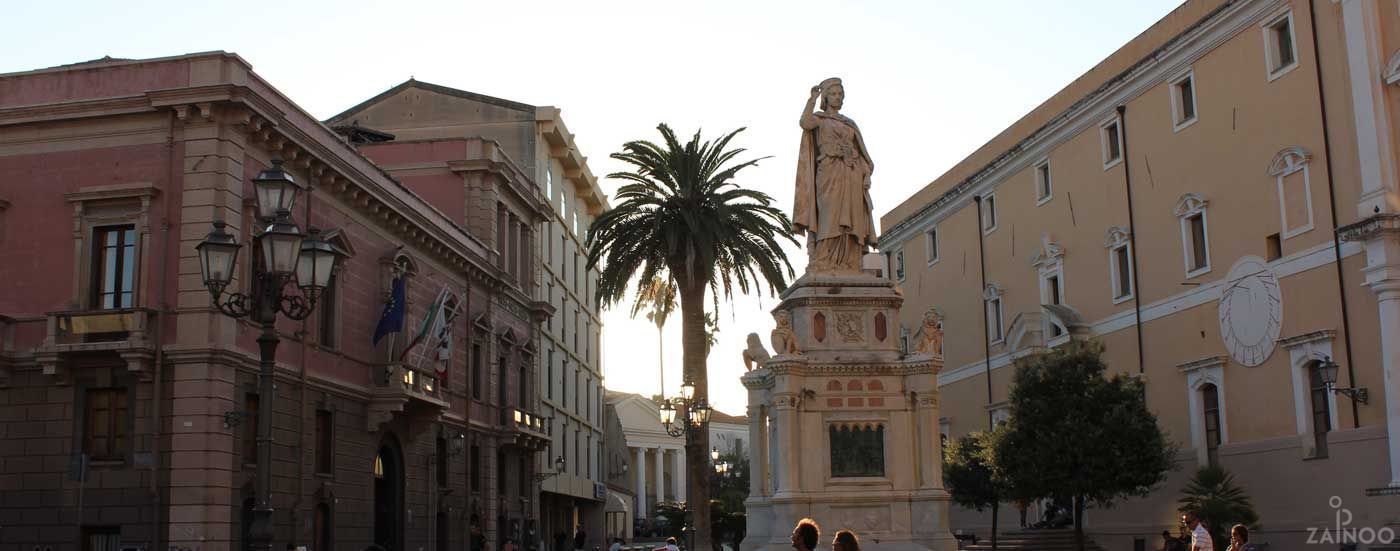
[{"x1": 1339, "y1": 214, "x2": 1400, "y2": 489}]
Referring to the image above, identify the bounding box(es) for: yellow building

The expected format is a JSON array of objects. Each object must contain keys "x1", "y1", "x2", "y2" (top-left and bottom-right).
[{"x1": 878, "y1": 0, "x2": 1400, "y2": 547}]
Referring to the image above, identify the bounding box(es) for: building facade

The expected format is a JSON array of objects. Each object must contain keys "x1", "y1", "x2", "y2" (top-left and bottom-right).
[
  {"x1": 0, "y1": 52, "x2": 550, "y2": 551},
  {"x1": 604, "y1": 391, "x2": 747, "y2": 538},
  {"x1": 327, "y1": 82, "x2": 611, "y2": 551},
  {"x1": 877, "y1": 0, "x2": 1400, "y2": 548}
]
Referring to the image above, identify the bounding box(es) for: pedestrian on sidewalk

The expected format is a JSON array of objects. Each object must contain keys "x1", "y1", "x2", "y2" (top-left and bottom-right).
[
  {"x1": 652, "y1": 537, "x2": 679, "y2": 551},
  {"x1": 790, "y1": 519, "x2": 820, "y2": 551},
  {"x1": 832, "y1": 530, "x2": 859, "y2": 551},
  {"x1": 1182, "y1": 511, "x2": 1213, "y2": 551},
  {"x1": 1226, "y1": 524, "x2": 1256, "y2": 551}
]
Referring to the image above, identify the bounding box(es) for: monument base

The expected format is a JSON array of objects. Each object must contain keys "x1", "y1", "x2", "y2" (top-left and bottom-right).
[{"x1": 739, "y1": 272, "x2": 954, "y2": 551}]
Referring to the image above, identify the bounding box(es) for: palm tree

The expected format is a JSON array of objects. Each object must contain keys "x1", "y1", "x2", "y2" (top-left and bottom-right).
[
  {"x1": 587, "y1": 124, "x2": 795, "y2": 550},
  {"x1": 630, "y1": 276, "x2": 677, "y2": 397},
  {"x1": 1178, "y1": 466, "x2": 1259, "y2": 551}
]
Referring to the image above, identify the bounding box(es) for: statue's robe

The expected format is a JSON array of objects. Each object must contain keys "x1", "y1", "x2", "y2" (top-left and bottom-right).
[{"x1": 794, "y1": 111, "x2": 877, "y2": 273}]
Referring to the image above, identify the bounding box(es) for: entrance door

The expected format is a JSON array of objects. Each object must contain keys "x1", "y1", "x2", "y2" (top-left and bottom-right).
[{"x1": 375, "y1": 440, "x2": 404, "y2": 551}]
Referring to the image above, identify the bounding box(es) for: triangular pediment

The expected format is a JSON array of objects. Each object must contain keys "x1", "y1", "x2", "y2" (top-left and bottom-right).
[{"x1": 325, "y1": 79, "x2": 536, "y2": 131}]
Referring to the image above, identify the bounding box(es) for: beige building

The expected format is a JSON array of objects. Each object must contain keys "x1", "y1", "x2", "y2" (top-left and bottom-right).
[
  {"x1": 878, "y1": 0, "x2": 1400, "y2": 548},
  {"x1": 328, "y1": 81, "x2": 612, "y2": 550}
]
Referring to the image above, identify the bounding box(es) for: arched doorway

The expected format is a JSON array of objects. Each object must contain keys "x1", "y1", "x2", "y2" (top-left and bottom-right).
[{"x1": 375, "y1": 436, "x2": 404, "y2": 551}]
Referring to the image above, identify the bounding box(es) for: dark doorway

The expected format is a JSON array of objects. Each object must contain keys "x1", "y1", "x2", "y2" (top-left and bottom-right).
[{"x1": 375, "y1": 438, "x2": 404, "y2": 551}]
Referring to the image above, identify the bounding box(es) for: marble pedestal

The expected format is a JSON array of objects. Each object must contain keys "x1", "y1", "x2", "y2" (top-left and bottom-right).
[{"x1": 739, "y1": 272, "x2": 955, "y2": 551}]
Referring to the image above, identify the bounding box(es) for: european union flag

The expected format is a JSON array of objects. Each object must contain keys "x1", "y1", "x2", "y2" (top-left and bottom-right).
[{"x1": 373, "y1": 275, "x2": 406, "y2": 345}]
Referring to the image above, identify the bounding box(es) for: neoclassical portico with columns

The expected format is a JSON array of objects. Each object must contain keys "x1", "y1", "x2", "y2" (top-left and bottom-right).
[{"x1": 605, "y1": 391, "x2": 704, "y2": 520}]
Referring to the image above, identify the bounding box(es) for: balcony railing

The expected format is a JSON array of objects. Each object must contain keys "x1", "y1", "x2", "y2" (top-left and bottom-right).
[
  {"x1": 505, "y1": 408, "x2": 549, "y2": 450},
  {"x1": 48, "y1": 308, "x2": 153, "y2": 346},
  {"x1": 368, "y1": 362, "x2": 448, "y2": 431},
  {"x1": 37, "y1": 308, "x2": 157, "y2": 382}
]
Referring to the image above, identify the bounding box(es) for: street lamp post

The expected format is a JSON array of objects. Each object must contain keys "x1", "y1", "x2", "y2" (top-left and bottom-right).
[
  {"x1": 657, "y1": 381, "x2": 712, "y2": 551},
  {"x1": 196, "y1": 160, "x2": 342, "y2": 551}
]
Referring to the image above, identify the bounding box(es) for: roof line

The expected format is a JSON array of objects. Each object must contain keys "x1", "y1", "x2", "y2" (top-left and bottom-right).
[
  {"x1": 880, "y1": 0, "x2": 1237, "y2": 242},
  {"x1": 324, "y1": 78, "x2": 535, "y2": 125}
]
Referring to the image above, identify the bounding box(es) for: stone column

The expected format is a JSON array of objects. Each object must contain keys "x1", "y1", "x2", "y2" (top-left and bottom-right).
[
  {"x1": 655, "y1": 446, "x2": 666, "y2": 503},
  {"x1": 673, "y1": 446, "x2": 686, "y2": 502},
  {"x1": 746, "y1": 405, "x2": 767, "y2": 497},
  {"x1": 634, "y1": 446, "x2": 647, "y2": 518},
  {"x1": 1373, "y1": 281, "x2": 1400, "y2": 488},
  {"x1": 772, "y1": 395, "x2": 800, "y2": 495}
]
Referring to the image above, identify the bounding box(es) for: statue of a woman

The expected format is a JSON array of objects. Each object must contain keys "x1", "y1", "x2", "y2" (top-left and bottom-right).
[{"x1": 793, "y1": 77, "x2": 878, "y2": 274}]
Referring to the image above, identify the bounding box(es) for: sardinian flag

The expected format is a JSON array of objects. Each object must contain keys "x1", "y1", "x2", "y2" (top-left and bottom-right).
[{"x1": 401, "y1": 286, "x2": 462, "y2": 380}]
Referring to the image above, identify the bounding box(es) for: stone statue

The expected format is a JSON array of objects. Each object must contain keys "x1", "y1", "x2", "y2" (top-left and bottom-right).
[
  {"x1": 794, "y1": 77, "x2": 878, "y2": 274},
  {"x1": 770, "y1": 310, "x2": 801, "y2": 355},
  {"x1": 912, "y1": 308, "x2": 944, "y2": 355},
  {"x1": 742, "y1": 333, "x2": 772, "y2": 371}
]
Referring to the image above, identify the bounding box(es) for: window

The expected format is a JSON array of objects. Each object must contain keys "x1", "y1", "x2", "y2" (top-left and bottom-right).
[
  {"x1": 92, "y1": 225, "x2": 137, "y2": 309},
  {"x1": 1041, "y1": 270, "x2": 1065, "y2": 338},
  {"x1": 894, "y1": 249, "x2": 906, "y2": 281},
  {"x1": 1111, "y1": 243, "x2": 1133, "y2": 302},
  {"x1": 314, "y1": 504, "x2": 333, "y2": 551},
  {"x1": 519, "y1": 456, "x2": 529, "y2": 495},
  {"x1": 318, "y1": 273, "x2": 338, "y2": 348},
  {"x1": 84, "y1": 387, "x2": 127, "y2": 461},
  {"x1": 1175, "y1": 194, "x2": 1212, "y2": 278},
  {"x1": 985, "y1": 294, "x2": 1004, "y2": 344},
  {"x1": 899, "y1": 326, "x2": 910, "y2": 355},
  {"x1": 471, "y1": 343, "x2": 483, "y2": 400},
  {"x1": 242, "y1": 393, "x2": 258, "y2": 464},
  {"x1": 497, "y1": 205, "x2": 508, "y2": 270},
  {"x1": 437, "y1": 511, "x2": 450, "y2": 551},
  {"x1": 925, "y1": 226, "x2": 939, "y2": 265},
  {"x1": 315, "y1": 409, "x2": 334, "y2": 475},
  {"x1": 470, "y1": 445, "x2": 481, "y2": 492},
  {"x1": 545, "y1": 165, "x2": 554, "y2": 201},
  {"x1": 1308, "y1": 362, "x2": 1332, "y2": 457},
  {"x1": 83, "y1": 526, "x2": 121, "y2": 551},
  {"x1": 1266, "y1": 233, "x2": 1282, "y2": 261},
  {"x1": 1201, "y1": 383, "x2": 1222, "y2": 467},
  {"x1": 1034, "y1": 160, "x2": 1052, "y2": 204},
  {"x1": 561, "y1": 359, "x2": 569, "y2": 405},
  {"x1": 1263, "y1": 10, "x2": 1298, "y2": 80},
  {"x1": 1171, "y1": 70, "x2": 1198, "y2": 130},
  {"x1": 1270, "y1": 147, "x2": 1315, "y2": 238},
  {"x1": 1101, "y1": 117, "x2": 1123, "y2": 168},
  {"x1": 980, "y1": 194, "x2": 998, "y2": 233},
  {"x1": 437, "y1": 435, "x2": 449, "y2": 488},
  {"x1": 829, "y1": 424, "x2": 885, "y2": 477},
  {"x1": 546, "y1": 348, "x2": 554, "y2": 400},
  {"x1": 1105, "y1": 227, "x2": 1134, "y2": 304},
  {"x1": 519, "y1": 363, "x2": 529, "y2": 408}
]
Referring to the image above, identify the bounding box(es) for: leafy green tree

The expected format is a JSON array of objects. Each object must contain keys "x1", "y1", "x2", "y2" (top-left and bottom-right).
[
  {"x1": 587, "y1": 124, "x2": 796, "y2": 550},
  {"x1": 944, "y1": 427, "x2": 1011, "y2": 550},
  {"x1": 995, "y1": 340, "x2": 1176, "y2": 551},
  {"x1": 710, "y1": 451, "x2": 750, "y2": 550},
  {"x1": 1178, "y1": 466, "x2": 1259, "y2": 551}
]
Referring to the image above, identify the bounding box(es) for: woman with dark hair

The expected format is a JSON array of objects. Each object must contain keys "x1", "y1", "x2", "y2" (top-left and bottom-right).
[
  {"x1": 1227, "y1": 524, "x2": 1255, "y2": 551},
  {"x1": 832, "y1": 530, "x2": 859, "y2": 551}
]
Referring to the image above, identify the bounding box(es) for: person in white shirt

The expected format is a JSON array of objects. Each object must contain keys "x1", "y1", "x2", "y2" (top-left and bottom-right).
[
  {"x1": 1183, "y1": 512, "x2": 1213, "y2": 551},
  {"x1": 609, "y1": 538, "x2": 623, "y2": 551}
]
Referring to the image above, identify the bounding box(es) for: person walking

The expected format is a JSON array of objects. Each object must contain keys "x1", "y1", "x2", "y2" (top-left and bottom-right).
[
  {"x1": 652, "y1": 537, "x2": 679, "y2": 551},
  {"x1": 831, "y1": 530, "x2": 859, "y2": 551},
  {"x1": 609, "y1": 537, "x2": 624, "y2": 551},
  {"x1": 1226, "y1": 524, "x2": 1255, "y2": 551},
  {"x1": 790, "y1": 519, "x2": 820, "y2": 551},
  {"x1": 574, "y1": 528, "x2": 588, "y2": 551},
  {"x1": 555, "y1": 530, "x2": 568, "y2": 551},
  {"x1": 1182, "y1": 512, "x2": 1213, "y2": 551}
]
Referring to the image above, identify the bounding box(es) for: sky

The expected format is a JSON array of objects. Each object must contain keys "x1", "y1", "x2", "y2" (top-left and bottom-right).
[{"x1": 3, "y1": 0, "x2": 1183, "y2": 416}]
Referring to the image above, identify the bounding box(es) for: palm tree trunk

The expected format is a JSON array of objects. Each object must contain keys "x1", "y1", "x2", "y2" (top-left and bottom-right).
[
  {"x1": 1073, "y1": 496, "x2": 1085, "y2": 551},
  {"x1": 679, "y1": 282, "x2": 712, "y2": 551}
]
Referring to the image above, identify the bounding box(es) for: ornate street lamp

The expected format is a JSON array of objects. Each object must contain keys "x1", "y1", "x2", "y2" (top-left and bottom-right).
[
  {"x1": 1318, "y1": 356, "x2": 1369, "y2": 404},
  {"x1": 196, "y1": 159, "x2": 342, "y2": 551}
]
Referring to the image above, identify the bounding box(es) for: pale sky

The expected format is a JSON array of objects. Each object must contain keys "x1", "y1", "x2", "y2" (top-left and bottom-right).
[{"x1": 3, "y1": 0, "x2": 1183, "y2": 415}]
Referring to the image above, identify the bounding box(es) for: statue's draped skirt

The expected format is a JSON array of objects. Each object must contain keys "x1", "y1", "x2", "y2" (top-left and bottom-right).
[{"x1": 810, "y1": 117, "x2": 874, "y2": 273}]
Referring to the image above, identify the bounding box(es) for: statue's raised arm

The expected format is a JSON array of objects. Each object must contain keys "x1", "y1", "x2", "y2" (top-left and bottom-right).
[{"x1": 792, "y1": 77, "x2": 878, "y2": 275}]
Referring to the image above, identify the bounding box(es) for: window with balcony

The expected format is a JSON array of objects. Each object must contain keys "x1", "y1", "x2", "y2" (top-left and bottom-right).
[
  {"x1": 92, "y1": 225, "x2": 137, "y2": 310},
  {"x1": 84, "y1": 387, "x2": 127, "y2": 461}
]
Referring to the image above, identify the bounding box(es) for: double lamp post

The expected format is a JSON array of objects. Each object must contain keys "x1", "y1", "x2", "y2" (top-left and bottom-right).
[
  {"x1": 658, "y1": 381, "x2": 713, "y2": 549},
  {"x1": 196, "y1": 160, "x2": 343, "y2": 551}
]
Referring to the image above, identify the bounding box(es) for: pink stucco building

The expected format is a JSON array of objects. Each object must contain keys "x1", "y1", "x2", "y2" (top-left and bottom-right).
[{"x1": 0, "y1": 52, "x2": 555, "y2": 551}]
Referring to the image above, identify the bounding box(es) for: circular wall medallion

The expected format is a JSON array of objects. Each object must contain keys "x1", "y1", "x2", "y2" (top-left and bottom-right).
[{"x1": 1217, "y1": 256, "x2": 1282, "y2": 367}]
